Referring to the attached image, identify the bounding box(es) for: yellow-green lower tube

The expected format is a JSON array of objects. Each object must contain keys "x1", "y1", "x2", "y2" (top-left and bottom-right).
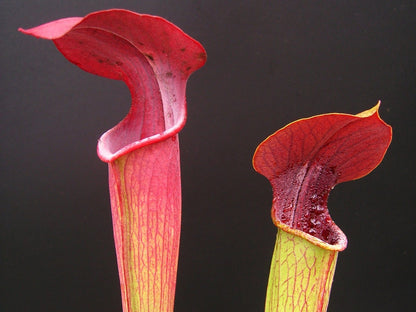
[{"x1": 265, "y1": 229, "x2": 338, "y2": 312}]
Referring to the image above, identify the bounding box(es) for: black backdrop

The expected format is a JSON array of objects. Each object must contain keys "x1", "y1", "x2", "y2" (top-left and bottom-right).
[{"x1": 1, "y1": 1, "x2": 415, "y2": 311}]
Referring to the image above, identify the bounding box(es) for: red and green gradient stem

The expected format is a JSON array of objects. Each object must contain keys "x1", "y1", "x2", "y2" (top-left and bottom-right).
[
  {"x1": 253, "y1": 104, "x2": 392, "y2": 311},
  {"x1": 20, "y1": 9, "x2": 206, "y2": 312},
  {"x1": 265, "y1": 230, "x2": 337, "y2": 312},
  {"x1": 109, "y1": 138, "x2": 181, "y2": 311}
]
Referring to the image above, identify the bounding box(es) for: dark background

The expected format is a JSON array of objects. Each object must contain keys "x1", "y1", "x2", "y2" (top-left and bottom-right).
[{"x1": 1, "y1": 1, "x2": 415, "y2": 311}]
